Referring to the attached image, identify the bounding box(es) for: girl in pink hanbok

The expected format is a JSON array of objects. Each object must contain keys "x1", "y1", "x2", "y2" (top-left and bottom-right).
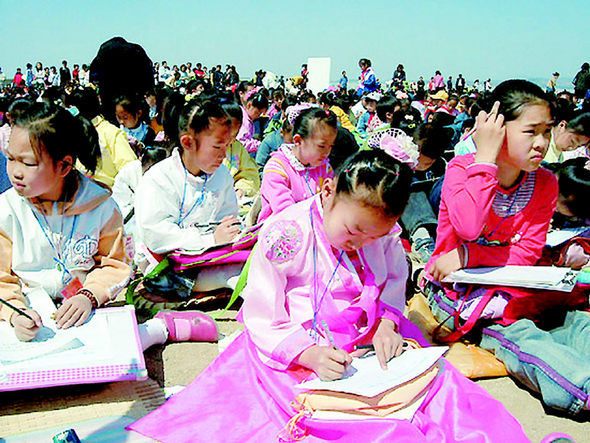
[
  {"x1": 129, "y1": 149, "x2": 527, "y2": 442},
  {"x1": 258, "y1": 107, "x2": 338, "y2": 223}
]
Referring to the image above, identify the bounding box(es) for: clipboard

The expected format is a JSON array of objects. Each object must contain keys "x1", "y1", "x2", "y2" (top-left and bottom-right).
[
  {"x1": 0, "y1": 289, "x2": 147, "y2": 392},
  {"x1": 442, "y1": 266, "x2": 578, "y2": 292}
]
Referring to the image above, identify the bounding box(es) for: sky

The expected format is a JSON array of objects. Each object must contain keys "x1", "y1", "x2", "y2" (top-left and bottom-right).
[{"x1": 1, "y1": 0, "x2": 588, "y2": 89}]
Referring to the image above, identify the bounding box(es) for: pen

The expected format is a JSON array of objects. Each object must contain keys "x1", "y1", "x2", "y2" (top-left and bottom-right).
[
  {"x1": 321, "y1": 320, "x2": 338, "y2": 349},
  {"x1": 0, "y1": 298, "x2": 35, "y2": 322},
  {"x1": 354, "y1": 342, "x2": 411, "y2": 352}
]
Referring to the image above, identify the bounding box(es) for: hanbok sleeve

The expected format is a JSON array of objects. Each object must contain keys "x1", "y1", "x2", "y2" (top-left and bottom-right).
[
  {"x1": 376, "y1": 228, "x2": 409, "y2": 322},
  {"x1": 241, "y1": 218, "x2": 315, "y2": 371}
]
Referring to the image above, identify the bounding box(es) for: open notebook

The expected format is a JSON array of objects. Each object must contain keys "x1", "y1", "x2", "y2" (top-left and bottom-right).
[
  {"x1": 0, "y1": 289, "x2": 147, "y2": 392},
  {"x1": 442, "y1": 266, "x2": 578, "y2": 292},
  {"x1": 295, "y1": 346, "x2": 448, "y2": 397}
]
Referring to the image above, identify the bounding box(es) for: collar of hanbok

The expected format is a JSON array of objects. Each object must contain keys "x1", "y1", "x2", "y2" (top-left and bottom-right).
[{"x1": 279, "y1": 144, "x2": 329, "y2": 172}]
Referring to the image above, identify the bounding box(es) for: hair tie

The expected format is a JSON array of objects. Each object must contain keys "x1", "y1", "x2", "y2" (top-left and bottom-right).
[
  {"x1": 325, "y1": 109, "x2": 330, "y2": 117},
  {"x1": 244, "y1": 86, "x2": 262, "y2": 101}
]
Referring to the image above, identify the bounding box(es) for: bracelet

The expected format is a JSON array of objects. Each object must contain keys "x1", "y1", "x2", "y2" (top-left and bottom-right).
[{"x1": 76, "y1": 289, "x2": 99, "y2": 309}]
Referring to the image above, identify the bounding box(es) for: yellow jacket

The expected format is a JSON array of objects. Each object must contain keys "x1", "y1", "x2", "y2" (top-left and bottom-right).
[
  {"x1": 77, "y1": 116, "x2": 138, "y2": 187},
  {"x1": 224, "y1": 140, "x2": 260, "y2": 197},
  {"x1": 330, "y1": 105, "x2": 356, "y2": 133}
]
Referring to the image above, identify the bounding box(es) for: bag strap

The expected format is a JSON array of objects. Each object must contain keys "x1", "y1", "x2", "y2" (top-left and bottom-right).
[{"x1": 433, "y1": 287, "x2": 495, "y2": 343}]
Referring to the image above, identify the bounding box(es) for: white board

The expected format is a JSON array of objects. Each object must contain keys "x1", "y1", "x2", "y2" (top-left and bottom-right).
[{"x1": 307, "y1": 57, "x2": 331, "y2": 95}]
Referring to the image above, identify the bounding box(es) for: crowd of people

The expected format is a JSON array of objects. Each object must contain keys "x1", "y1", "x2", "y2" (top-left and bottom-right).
[{"x1": 1, "y1": 36, "x2": 590, "y2": 440}]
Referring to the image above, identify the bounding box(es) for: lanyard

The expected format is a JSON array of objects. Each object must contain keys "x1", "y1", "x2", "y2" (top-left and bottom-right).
[
  {"x1": 32, "y1": 204, "x2": 78, "y2": 285},
  {"x1": 178, "y1": 167, "x2": 208, "y2": 225},
  {"x1": 309, "y1": 201, "x2": 344, "y2": 342},
  {"x1": 304, "y1": 169, "x2": 314, "y2": 198}
]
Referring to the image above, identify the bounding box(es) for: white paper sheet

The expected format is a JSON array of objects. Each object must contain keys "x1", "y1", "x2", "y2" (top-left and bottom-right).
[
  {"x1": 443, "y1": 266, "x2": 578, "y2": 292},
  {"x1": 546, "y1": 227, "x2": 590, "y2": 247},
  {"x1": 296, "y1": 347, "x2": 447, "y2": 397}
]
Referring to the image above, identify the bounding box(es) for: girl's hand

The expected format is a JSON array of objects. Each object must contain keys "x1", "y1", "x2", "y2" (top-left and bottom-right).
[
  {"x1": 55, "y1": 294, "x2": 93, "y2": 329},
  {"x1": 214, "y1": 216, "x2": 242, "y2": 244},
  {"x1": 372, "y1": 318, "x2": 404, "y2": 370},
  {"x1": 429, "y1": 247, "x2": 465, "y2": 282},
  {"x1": 11, "y1": 309, "x2": 43, "y2": 342},
  {"x1": 296, "y1": 345, "x2": 353, "y2": 381},
  {"x1": 473, "y1": 101, "x2": 505, "y2": 164}
]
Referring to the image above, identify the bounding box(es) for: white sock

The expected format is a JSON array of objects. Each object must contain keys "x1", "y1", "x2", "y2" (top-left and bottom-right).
[{"x1": 138, "y1": 318, "x2": 169, "y2": 351}]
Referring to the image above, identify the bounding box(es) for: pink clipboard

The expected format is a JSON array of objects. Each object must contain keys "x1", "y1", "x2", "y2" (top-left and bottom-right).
[{"x1": 0, "y1": 306, "x2": 147, "y2": 392}]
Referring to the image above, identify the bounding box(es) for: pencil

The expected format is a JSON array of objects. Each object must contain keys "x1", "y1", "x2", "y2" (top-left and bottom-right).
[{"x1": 0, "y1": 298, "x2": 34, "y2": 322}]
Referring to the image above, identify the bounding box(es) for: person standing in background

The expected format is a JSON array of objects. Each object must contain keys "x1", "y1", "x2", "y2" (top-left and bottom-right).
[{"x1": 59, "y1": 60, "x2": 71, "y2": 87}]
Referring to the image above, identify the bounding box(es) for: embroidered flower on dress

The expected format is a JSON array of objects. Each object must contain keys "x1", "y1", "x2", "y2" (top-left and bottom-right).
[{"x1": 264, "y1": 220, "x2": 303, "y2": 262}]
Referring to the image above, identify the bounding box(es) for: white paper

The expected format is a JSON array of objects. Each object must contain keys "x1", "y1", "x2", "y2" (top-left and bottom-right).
[
  {"x1": 0, "y1": 288, "x2": 145, "y2": 389},
  {"x1": 443, "y1": 266, "x2": 577, "y2": 292},
  {"x1": 546, "y1": 227, "x2": 590, "y2": 247},
  {"x1": 296, "y1": 347, "x2": 447, "y2": 398}
]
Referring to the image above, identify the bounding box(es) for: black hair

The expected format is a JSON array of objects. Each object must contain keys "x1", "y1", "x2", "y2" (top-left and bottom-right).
[
  {"x1": 115, "y1": 94, "x2": 150, "y2": 123},
  {"x1": 293, "y1": 107, "x2": 338, "y2": 139},
  {"x1": 65, "y1": 87, "x2": 101, "y2": 120},
  {"x1": 335, "y1": 149, "x2": 412, "y2": 217},
  {"x1": 220, "y1": 101, "x2": 243, "y2": 125},
  {"x1": 548, "y1": 158, "x2": 590, "y2": 219},
  {"x1": 416, "y1": 123, "x2": 454, "y2": 160},
  {"x1": 245, "y1": 90, "x2": 269, "y2": 110},
  {"x1": 566, "y1": 112, "x2": 590, "y2": 138},
  {"x1": 490, "y1": 79, "x2": 551, "y2": 122},
  {"x1": 235, "y1": 80, "x2": 255, "y2": 102},
  {"x1": 390, "y1": 109, "x2": 419, "y2": 135},
  {"x1": 141, "y1": 144, "x2": 168, "y2": 170},
  {"x1": 12, "y1": 101, "x2": 100, "y2": 173},
  {"x1": 376, "y1": 97, "x2": 400, "y2": 122},
  {"x1": 7, "y1": 99, "x2": 34, "y2": 123},
  {"x1": 176, "y1": 99, "x2": 230, "y2": 152},
  {"x1": 359, "y1": 58, "x2": 371, "y2": 68}
]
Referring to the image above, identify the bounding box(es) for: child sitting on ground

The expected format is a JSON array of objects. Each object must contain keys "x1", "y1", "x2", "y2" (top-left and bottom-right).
[
  {"x1": 258, "y1": 106, "x2": 337, "y2": 223},
  {"x1": 0, "y1": 101, "x2": 131, "y2": 340},
  {"x1": 129, "y1": 149, "x2": 527, "y2": 442}
]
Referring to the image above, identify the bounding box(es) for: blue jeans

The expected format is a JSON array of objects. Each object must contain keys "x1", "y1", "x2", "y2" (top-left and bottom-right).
[
  {"x1": 400, "y1": 190, "x2": 438, "y2": 237},
  {"x1": 425, "y1": 282, "x2": 590, "y2": 414}
]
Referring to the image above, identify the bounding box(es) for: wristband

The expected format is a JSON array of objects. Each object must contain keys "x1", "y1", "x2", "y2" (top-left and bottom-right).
[{"x1": 76, "y1": 289, "x2": 99, "y2": 309}]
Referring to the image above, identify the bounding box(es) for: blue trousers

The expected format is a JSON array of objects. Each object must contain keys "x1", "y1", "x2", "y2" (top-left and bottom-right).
[{"x1": 425, "y1": 283, "x2": 590, "y2": 414}]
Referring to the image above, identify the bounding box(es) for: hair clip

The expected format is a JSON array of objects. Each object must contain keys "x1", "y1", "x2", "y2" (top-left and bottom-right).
[
  {"x1": 325, "y1": 109, "x2": 330, "y2": 117},
  {"x1": 585, "y1": 160, "x2": 590, "y2": 172},
  {"x1": 244, "y1": 86, "x2": 262, "y2": 101}
]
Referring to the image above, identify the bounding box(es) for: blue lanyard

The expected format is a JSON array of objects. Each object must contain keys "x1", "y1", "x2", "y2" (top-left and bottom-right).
[
  {"x1": 304, "y1": 170, "x2": 314, "y2": 198},
  {"x1": 32, "y1": 205, "x2": 78, "y2": 285},
  {"x1": 178, "y1": 168, "x2": 208, "y2": 225},
  {"x1": 309, "y1": 201, "x2": 344, "y2": 342}
]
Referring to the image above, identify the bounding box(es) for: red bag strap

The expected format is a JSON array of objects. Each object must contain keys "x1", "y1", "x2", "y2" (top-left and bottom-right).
[{"x1": 433, "y1": 287, "x2": 496, "y2": 343}]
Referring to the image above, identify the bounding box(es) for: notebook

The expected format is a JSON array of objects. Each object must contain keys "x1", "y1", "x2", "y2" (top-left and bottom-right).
[
  {"x1": 546, "y1": 227, "x2": 590, "y2": 248},
  {"x1": 442, "y1": 265, "x2": 578, "y2": 292},
  {"x1": 0, "y1": 289, "x2": 147, "y2": 392},
  {"x1": 295, "y1": 346, "x2": 448, "y2": 397}
]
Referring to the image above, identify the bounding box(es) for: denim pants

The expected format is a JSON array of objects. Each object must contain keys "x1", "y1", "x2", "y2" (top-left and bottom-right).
[
  {"x1": 400, "y1": 190, "x2": 438, "y2": 237},
  {"x1": 425, "y1": 282, "x2": 590, "y2": 414}
]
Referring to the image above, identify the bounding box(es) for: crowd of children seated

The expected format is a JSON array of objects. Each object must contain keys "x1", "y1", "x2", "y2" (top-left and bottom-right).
[{"x1": 2, "y1": 51, "x2": 590, "y2": 440}]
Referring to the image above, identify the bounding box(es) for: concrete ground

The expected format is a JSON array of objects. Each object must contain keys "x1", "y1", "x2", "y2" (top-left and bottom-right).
[{"x1": 144, "y1": 307, "x2": 589, "y2": 443}]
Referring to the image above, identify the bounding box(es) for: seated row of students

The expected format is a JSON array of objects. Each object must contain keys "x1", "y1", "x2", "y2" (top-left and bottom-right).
[{"x1": 2, "y1": 80, "x2": 590, "y2": 437}]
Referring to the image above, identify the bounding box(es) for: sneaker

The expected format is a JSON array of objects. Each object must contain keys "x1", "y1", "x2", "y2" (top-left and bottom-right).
[{"x1": 411, "y1": 237, "x2": 435, "y2": 264}]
